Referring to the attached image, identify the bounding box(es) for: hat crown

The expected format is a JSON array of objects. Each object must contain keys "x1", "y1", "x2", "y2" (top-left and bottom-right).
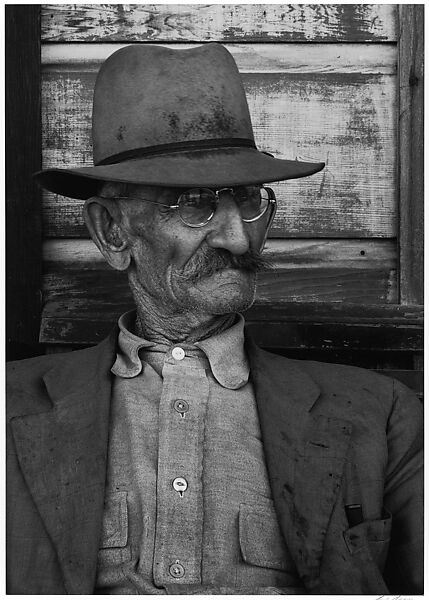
[{"x1": 92, "y1": 43, "x2": 255, "y2": 166}]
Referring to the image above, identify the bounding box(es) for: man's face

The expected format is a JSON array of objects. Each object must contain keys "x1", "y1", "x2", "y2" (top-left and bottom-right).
[{"x1": 118, "y1": 185, "x2": 273, "y2": 317}]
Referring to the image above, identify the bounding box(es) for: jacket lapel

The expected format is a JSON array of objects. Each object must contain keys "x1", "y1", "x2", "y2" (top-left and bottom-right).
[
  {"x1": 10, "y1": 329, "x2": 118, "y2": 594},
  {"x1": 246, "y1": 336, "x2": 352, "y2": 591}
]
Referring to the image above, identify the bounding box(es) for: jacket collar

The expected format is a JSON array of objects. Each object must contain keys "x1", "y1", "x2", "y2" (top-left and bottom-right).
[{"x1": 11, "y1": 327, "x2": 352, "y2": 593}]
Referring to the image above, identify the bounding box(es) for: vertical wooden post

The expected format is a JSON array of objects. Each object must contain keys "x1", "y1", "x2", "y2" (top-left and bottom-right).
[
  {"x1": 398, "y1": 4, "x2": 424, "y2": 305},
  {"x1": 6, "y1": 6, "x2": 43, "y2": 360}
]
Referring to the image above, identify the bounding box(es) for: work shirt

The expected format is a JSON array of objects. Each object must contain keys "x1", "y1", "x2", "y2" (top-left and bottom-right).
[{"x1": 95, "y1": 311, "x2": 301, "y2": 594}]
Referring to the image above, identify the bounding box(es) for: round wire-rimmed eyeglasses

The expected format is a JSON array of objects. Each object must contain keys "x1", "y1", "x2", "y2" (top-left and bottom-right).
[{"x1": 106, "y1": 185, "x2": 277, "y2": 228}]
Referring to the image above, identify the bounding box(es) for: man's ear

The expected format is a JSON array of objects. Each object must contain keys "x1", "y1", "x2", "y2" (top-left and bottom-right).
[{"x1": 83, "y1": 196, "x2": 131, "y2": 271}]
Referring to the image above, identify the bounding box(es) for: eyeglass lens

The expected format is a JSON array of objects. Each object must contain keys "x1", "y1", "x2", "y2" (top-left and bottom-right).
[{"x1": 178, "y1": 186, "x2": 270, "y2": 226}]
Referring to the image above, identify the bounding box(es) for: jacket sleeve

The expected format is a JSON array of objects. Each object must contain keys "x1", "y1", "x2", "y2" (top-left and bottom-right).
[{"x1": 383, "y1": 378, "x2": 423, "y2": 594}]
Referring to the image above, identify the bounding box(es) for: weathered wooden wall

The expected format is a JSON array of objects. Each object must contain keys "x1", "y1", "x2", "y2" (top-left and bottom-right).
[{"x1": 33, "y1": 4, "x2": 423, "y2": 388}]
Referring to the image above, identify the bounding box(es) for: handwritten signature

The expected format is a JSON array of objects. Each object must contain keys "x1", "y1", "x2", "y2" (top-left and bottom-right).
[{"x1": 376, "y1": 595, "x2": 415, "y2": 600}]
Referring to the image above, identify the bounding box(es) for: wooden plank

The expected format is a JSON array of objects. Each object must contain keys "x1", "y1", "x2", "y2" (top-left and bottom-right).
[
  {"x1": 246, "y1": 301, "x2": 423, "y2": 324},
  {"x1": 40, "y1": 317, "x2": 423, "y2": 352},
  {"x1": 41, "y1": 69, "x2": 397, "y2": 238},
  {"x1": 6, "y1": 5, "x2": 43, "y2": 360},
  {"x1": 43, "y1": 237, "x2": 396, "y2": 269},
  {"x1": 41, "y1": 4, "x2": 397, "y2": 43},
  {"x1": 42, "y1": 43, "x2": 397, "y2": 75},
  {"x1": 41, "y1": 297, "x2": 424, "y2": 326},
  {"x1": 40, "y1": 301, "x2": 423, "y2": 350},
  {"x1": 42, "y1": 238, "x2": 397, "y2": 313},
  {"x1": 398, "y1": 5, "x2": 424, "y2": 304},
  {"x1": 245, "y1": 321, "x2": 422, "y2": 353}
]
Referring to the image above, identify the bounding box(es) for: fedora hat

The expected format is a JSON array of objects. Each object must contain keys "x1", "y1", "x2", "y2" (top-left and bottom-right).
[{"x1": 34, "y1": 43, "x2": 324, "y2": 199}]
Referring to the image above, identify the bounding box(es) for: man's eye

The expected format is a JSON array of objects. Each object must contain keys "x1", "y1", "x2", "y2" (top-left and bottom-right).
[
  {"x1": 236, "y1": 195, "x2": 261, "y2": 208},
  {"x1": 157, "y1": 204, "x2": 174, "y2": 217}
]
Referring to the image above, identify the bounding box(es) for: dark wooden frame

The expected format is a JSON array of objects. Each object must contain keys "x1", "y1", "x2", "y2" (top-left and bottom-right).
[
  {"x1": 6, "y1": 5, "x2": 43, "y2": 360},
  {"x1": 398, "y1": 4, "x2": 424, "y2": 307}
]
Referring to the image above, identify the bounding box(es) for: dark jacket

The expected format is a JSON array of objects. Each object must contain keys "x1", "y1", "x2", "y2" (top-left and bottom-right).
[{"x1": 7, "y1": 328, "x2": 423, "y2": 594}]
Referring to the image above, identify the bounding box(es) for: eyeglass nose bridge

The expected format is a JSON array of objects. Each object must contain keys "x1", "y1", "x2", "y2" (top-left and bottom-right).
[
  {"x1": 212, "y1": 187, "x2": 242, "y2": 218},
  {"x1": 214, "y1": 187, "x2": 235, "y2": 201}
]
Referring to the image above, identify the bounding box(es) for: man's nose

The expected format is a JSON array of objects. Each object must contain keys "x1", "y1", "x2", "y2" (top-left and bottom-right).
[{"x1": 205, "y1": 196, "x2": 250, "y2": 255}]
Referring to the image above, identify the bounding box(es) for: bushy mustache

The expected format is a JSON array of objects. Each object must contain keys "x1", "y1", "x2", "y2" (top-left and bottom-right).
[{"x1": 177, "y1": 246, "x2": 272, "y2": 283}]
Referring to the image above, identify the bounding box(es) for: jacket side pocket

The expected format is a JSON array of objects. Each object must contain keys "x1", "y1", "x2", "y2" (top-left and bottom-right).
[{"x1": 343, "y1": 510, "x2": 392, "y2": 570}]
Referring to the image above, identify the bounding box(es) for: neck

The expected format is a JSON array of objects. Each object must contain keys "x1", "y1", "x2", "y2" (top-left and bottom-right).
[{"x1": 132, "y1": 294, "x2": 236, "y2": 345}]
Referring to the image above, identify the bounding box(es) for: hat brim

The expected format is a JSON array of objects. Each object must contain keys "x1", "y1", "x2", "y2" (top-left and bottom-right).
[{"x1": 34, "y1": 147, "x2": 324, "y2": 199}]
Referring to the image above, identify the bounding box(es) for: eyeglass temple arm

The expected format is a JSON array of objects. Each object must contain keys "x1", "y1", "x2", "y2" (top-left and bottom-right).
[
  {"x1": 259, "y1": 193, "x2": 277, "y2": 252},
  {"x1": 111, "y1": 196, "x2": 180, "y2": 209}
]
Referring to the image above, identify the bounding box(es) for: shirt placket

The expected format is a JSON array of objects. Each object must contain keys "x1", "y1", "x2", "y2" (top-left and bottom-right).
[{"x1": 153, "y1": 348, "x2": 209, "y2": 587}]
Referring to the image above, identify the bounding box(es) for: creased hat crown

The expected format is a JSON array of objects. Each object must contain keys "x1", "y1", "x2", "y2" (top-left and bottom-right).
[{"x1": 93, "y1": 43, "x2": 254, "y2": 166}]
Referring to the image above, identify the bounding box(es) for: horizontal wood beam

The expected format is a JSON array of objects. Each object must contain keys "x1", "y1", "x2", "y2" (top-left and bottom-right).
[
  {"x1": 42, "y1": 43, "x2": 397, "y2": 74},
  {"x1": 246, "y1": 301, "x2": 423, "y2": 323},
  {"x1": 41, "y1": 4, "x2": 397, "y2": 43},
  {"x1": 40, "y1": 302, "x2": 423, "y2": 350}
]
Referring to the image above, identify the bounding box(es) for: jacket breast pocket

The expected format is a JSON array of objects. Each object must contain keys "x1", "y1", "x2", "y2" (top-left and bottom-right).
[
  {"x1": 238, "y1": 501, "x2": 294, "y2": 573},
  {"x1": 343, "y1": 510, "x2": 392, "y2": 570},
  {"x1": 98, "y1": 491, "x2": 131, "y2": 563}
]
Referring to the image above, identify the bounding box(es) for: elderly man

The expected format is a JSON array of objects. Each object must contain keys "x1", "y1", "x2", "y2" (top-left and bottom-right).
[{"x1": 7, "y1": 44, "x2": 422, "y2": 595}]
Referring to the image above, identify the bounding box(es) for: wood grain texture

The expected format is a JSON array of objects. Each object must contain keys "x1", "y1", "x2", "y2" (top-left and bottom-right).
[
  {"x1": 243, "y1": 302, "x2": 423, "y2": 355},
  {"x1": 398, "y1": 5, "x2": 424, "y2": 304},
  {"x1": 244, "y1": 321, "x2": 422, "y2": 353},
  {"x1": 41, "y1": 63, "x2": 397, "y2": 238},
  {"x1": 40, "y1": 316, "x2": 423, "y2": 353},
  {"x1": 40, "y1": 299, "x2": 422, "y2": 351},
  {"x1": 42, "y1": 42, "x2": 396, "y2": 74},
  {"x1": 6, "y1": 6, "x2": 43, "y2": 360},
  {"x1": 41, "y1": 4, "x2": 397, "y2": 42}
]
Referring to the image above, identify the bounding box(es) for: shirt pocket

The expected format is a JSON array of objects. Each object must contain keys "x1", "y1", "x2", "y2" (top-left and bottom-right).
[
  {"x1": 343, "y1": 510, "x2": 392, "y2": 570},
  {"x1": 238, "y1": 501, "x2": 292, "y2": 572},
  {"x1": 100, "y1": 491, "x2": 128, "y2": 548}
]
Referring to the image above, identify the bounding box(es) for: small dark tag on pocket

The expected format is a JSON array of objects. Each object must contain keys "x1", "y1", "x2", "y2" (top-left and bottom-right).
[{"x1": 345, "y1": 503, "x2": 363, "y2": 527}]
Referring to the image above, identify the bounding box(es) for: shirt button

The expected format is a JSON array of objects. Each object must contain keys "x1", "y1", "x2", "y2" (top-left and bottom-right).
[
  {"x1": 173, "y1": 399, "x2": 189, "y2": 415},
  {"x1": 172, "y1": 477, "x2": 188, "y2": 496},
  {"x1": 169, "y1": 561, "x2": 185, "y2": 578},
  {"x1": 172, "y1": 347, "x2": 185, "y2": 361}
]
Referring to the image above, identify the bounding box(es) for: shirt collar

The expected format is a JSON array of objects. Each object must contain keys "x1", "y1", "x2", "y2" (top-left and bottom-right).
[
  {"x1": 111, "y1": 311, "x2": 155, "y2": 378},
  {"x1": 111, "y1": 310, "x2": 249, "y2": 389},
  {"x1": 194, "y1": 316, "x2": 249, "y2": 389}
]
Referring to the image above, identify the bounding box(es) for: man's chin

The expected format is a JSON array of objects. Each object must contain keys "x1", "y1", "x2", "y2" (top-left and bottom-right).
[
  {"x1": 188, "y1": 270, "x2": 257, "y2": 314},
  {"x1": 209, "y1": 294, "x2": 255, "y2": 315}
]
